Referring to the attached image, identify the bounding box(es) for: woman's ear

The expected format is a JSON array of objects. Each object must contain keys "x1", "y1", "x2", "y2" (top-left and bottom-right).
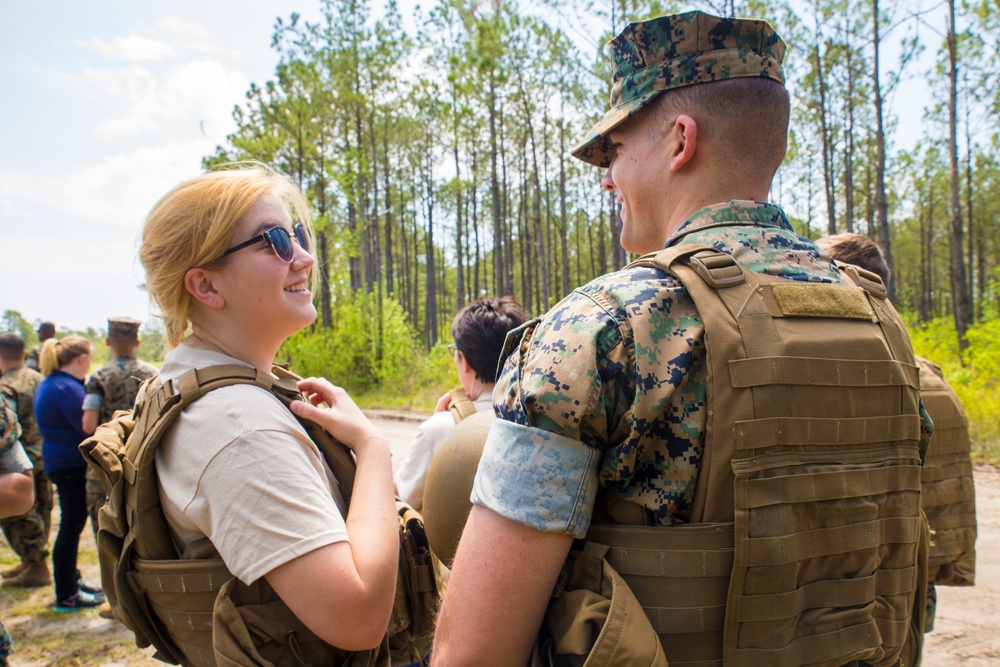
[{"x1": 184, "y1": 267, "x2": 225, "y2": 310}]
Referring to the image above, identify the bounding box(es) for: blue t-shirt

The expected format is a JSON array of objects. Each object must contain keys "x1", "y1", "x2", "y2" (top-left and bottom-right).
[{"x1": 34, "y1": 369, "x2": 88, "y2": 473}]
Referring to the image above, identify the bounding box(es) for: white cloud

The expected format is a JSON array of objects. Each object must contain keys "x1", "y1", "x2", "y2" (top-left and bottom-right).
[
  {"x1": 80, "y1": 58, "x2": 248, "y2": 140},
  {"x1": 84, "y1": 35, "x2": 176, "y2": 62}
]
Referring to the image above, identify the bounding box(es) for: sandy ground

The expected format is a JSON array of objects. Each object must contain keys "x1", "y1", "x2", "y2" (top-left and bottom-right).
[
  {"x1": 2, "y1": 415, "x2": 997, "y2": 665},
  {"x1": 923, "y1": 465, "x2": 1000, "y2": 665}
]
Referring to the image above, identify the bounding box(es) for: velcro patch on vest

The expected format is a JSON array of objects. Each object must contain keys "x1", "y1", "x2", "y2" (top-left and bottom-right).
[{"x1": 771, "y1": 284, "x2": 875, "y2": 320}]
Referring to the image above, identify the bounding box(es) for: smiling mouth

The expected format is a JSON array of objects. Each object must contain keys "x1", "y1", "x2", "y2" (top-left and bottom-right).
[{"x1": 284, "y1": 281, "x2": 309, "y2": 293}]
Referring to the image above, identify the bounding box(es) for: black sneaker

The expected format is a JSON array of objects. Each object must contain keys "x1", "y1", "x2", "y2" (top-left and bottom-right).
[
  {"x1": 77, "y1": 576, "x2": 103, "y2": 595},
  {"x1": 55, "y1": 590, "x2": 104, "y2": 613}
]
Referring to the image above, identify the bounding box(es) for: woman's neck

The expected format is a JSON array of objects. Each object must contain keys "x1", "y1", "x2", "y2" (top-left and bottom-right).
[{"x1": 185, "y1": 326, "x2": 278, "y2": 372}]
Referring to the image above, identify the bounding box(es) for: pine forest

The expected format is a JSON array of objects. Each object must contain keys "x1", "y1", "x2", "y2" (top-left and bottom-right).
[{"x1": 196, "y1": 0, "x2": 999, "y2": 451}]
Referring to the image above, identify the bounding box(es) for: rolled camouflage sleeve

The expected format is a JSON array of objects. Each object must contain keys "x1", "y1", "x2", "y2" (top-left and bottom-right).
[
  {"x1": 471, "y1": 291, "x2": 631, "y2": 537},
  {"x1": 83, "y1": 375, "x2": 105, "y2": 412}
]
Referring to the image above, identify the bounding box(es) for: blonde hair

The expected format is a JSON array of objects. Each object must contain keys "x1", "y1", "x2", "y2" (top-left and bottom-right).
[
  {"x1": 140, "y1": 164, "x2": 315, "y2": 347},
  {"x1": 39, "y1": 335, "x2": 93, "y2": 376}
]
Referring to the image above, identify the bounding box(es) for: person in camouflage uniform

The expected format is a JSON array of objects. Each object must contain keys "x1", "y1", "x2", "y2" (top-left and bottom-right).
[
  {"x1": 82, "y1": 318, "x2": 157, "y2": 539},
  {"x1": 433, "y1": 11, "x2": 932, "y2": 664},
  {"x1": 0, "y1": 333, "x2": 52, "y2": 588},
  {"x1": 23, "y1": 322, "x2": 55, "y2": 372},
  {"x1": 0, "y1": 397, "x2": 37, "y2": 666}
]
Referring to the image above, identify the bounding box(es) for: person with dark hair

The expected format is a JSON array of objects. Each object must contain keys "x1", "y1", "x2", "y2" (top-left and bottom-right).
[
  {"x1": 395, "y1": 296, "x2": 528, "y2": 511},
  {"x1": 34, "y1": 335, "x2": 103, "y2": 611},
  {"x1": 434, "y1": 11, "x2": 930, "y2": 666},
  {"x1": 814, "y1": 232, "x2": 892, "y2": 286},
  {"x1": 24, "y1": 322, "x2": 55, "y2": 372},
  {"x1": 0, "y1": 333, "x2": 51, "y2": 589},
  {"x1": 817, "y1": 232, "x2": 978, "y2": 634}
]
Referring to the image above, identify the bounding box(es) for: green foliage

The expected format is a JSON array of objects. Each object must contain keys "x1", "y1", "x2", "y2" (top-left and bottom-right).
[
  {"x1": 909, "y1": 316, "x2": 1000, "y2": 461},
  {"x1": 280, "y1": 295, "x2": 458, "y2": 411},
  {"x1": 1, "y1": 310, "x2": 37, "y2": 347}
]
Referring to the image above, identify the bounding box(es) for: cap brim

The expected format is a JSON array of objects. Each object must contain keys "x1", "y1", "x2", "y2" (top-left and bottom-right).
[{"x1": 570, "y1": 91, "x2": 664, "y2": 167}]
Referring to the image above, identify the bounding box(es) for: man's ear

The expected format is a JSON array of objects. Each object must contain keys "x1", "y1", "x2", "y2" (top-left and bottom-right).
[
  {"x1": 668, "y1": 114, "x2": 698, "y2": 172},
  {"x1": 184, "y1": 268, "x2": 225, "y2": 310}
]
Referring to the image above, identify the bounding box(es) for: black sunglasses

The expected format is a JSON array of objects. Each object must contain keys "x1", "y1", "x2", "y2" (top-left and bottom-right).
[{"x1": 213, "y1": 223, "x2": 310, "y2": 264}]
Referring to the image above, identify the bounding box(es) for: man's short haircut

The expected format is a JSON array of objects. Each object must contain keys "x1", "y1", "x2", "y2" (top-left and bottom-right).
[
  {"x1": 648, "y1": 77, "x2": 790, "y2": 177},
  {"x1": 108, "y1": 328, "x2": 140, "y2": 355},
  {"x1": 815, "y1": 233, "x2": 891, "y2": 285},
  {"x1": 451, "y1": 296, "x2": 529, "y2": 384},
  {"x1": 37, "y1": 322, "x2": 56, "y2": 341},
  {"x1": 0, "y1": 334, "x2": 25, "y2": 363}
]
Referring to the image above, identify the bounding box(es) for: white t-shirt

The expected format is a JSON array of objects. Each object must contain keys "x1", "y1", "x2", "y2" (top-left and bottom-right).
[
  {"x1": 394, "y1": 393, "x2": 493, "y2": 511},
  {"x1": 155, "y1": 343, "x2": 349, "y2": 584}
]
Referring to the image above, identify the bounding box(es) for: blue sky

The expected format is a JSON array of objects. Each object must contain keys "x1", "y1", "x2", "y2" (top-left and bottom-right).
[
  {"x1": 1, "y1": 1, "x2": 328, "y2": 332},
  {"x1": 2, "y1": 1, "x2": 947, "y2": 333}
]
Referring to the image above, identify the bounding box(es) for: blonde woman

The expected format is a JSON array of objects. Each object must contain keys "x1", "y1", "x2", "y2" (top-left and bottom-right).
[
  {"x1": 137, "y1": 165, "x2": 396, "y2": 663},
  {"x1": 34, "y1": 335, "x2": 102, "y2": 611}
]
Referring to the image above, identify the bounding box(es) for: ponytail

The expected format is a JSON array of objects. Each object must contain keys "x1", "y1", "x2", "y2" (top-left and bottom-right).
[{"x1": 39, "y1": 335, "x2": 92, "y2": 376}]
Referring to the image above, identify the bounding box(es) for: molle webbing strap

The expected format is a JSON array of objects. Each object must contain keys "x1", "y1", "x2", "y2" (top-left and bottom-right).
[{"x1": 448, "y1": 388, "x2": 478, "y2": 424}]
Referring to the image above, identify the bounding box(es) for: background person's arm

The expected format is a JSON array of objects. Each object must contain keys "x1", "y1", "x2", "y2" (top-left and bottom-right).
[{"x1": 0, "y1": 471, "x2": 34, "y2": 518}]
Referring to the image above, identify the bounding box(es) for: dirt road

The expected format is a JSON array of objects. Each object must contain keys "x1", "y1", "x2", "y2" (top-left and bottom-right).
[
  {"x1": 2, "y1": 416, "x2": 997, "y2": 665},
  {"x1": 923, "y1": 465, "x2": 1000, "y2": 665}
]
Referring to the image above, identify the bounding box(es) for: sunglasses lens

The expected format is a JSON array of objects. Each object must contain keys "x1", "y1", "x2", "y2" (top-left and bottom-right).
[
  {"x1": 294, "y1": 224, "x2": 310, "y2": 254},
  {"x1": 266, "y1": 227, "x2": 294, "y2": 262}
]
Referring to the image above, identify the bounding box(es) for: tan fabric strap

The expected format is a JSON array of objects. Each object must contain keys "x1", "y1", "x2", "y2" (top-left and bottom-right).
[
  {"x1": 733, "y1": 567, "x2": 915, "y2": 622},
  {"x1": 735, "y1": 415, "x2": 921, "y2": 450},
  {"x1": 744, "y1": 516, "x2": 921, "y2": 567},
  {"x1": 744, "y1": 465, "x2": 920, "y2": 508},
  {"x1": 729, "y1": 357, "x2": 919, "y2": 389}
]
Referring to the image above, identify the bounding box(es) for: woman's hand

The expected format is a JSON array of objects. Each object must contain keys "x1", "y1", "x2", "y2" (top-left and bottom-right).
[{"x1": 291, "y1": 378, "x2": 385, "y2": 455}]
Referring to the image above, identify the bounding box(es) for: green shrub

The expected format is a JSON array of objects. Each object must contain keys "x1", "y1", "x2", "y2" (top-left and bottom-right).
[
  {"x1": 279, "y1": 294, "x2": 459, "y2": 412},
  {"x1": 909, "y1": 317, "x2": 1000, "y2": 461}
]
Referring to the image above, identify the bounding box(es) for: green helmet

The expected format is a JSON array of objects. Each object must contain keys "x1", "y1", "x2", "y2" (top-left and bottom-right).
[{"x1": 422, "y1": 410, "x2": 494, "y2": 568}]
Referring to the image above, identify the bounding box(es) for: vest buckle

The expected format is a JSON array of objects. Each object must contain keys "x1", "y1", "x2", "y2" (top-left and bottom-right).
[{"x1": 689, "y1": 250, "x2": 746, "y2": 288}]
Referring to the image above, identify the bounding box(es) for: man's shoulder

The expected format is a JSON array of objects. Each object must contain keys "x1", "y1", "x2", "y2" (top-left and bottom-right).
[{"x1": 0, "y1": 367, "x2": 42, "y2": 392}]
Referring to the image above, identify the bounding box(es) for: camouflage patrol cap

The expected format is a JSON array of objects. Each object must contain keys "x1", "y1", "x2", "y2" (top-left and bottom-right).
[
  {"x1": 572, "y1": 10, "x2": 786, "y2": 167},
  {"x1": 108, "y1": 317, "x2": 141, "y2": 336}
]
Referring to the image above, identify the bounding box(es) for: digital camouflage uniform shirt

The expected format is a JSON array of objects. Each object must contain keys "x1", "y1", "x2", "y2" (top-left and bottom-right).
[
  {"x1": 83, "y1": 356, "x2": 159, "y2": 428},
  {"x1": 0, "y1": 364, "x2": 51, "y2": 566},
  {"x1": 0, "y1": 366, "x2": 43, "y2": 466},
  {"x1": 472, "y1": 201, "x2": 933, "y2": 537},
  {"x1": 0, "y1": 398, "x2": 32, "y2": 666},
  {"x1": 82, "y1": 356, "x2": 158, "y2": 519}
]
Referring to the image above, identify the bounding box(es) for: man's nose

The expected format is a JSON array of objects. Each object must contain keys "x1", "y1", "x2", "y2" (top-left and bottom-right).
[{"x1": 601, "y1": 169, "x2": 615, "y2": 192}]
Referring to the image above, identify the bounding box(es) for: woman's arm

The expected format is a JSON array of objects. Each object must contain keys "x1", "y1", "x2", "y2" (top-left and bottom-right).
[{"x1": 264, "y1": 378, "x2": 398, "y2": 650}]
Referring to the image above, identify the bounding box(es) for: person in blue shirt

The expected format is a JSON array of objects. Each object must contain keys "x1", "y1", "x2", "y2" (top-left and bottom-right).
[{"x1": 34, "y1": 335, "x2": 103, "y2": 612}]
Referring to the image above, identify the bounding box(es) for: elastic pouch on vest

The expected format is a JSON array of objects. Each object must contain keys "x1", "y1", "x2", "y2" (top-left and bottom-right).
[
  {"x1": 212, "y1": 579, "x2": 388, "y2": 667},
  {"x1": 532, "y1": 543, "x2": 667, "y2": 667}
]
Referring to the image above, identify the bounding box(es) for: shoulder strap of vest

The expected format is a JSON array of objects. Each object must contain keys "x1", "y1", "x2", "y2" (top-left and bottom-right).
[
  {"x1": 448, "y1": 388, "x2": 477, "y2": 424},
  {"x1": 125, "y1": 364, "x2": 355, "y2": 560}
]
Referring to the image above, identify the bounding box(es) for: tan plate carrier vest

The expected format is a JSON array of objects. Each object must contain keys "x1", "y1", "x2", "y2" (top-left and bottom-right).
[
  {"x1": 580, "y1": 245, "x2": 927, "y2": 667},
  {"x1": 916, "y1": 357, "x2": 977, "y2": 586},
  {"x1": 80, "y1": 364, "x2": 437, "y2": 667}
]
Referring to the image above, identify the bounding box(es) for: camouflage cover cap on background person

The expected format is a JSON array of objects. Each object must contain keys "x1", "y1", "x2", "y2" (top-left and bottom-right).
[
  {"x1": 572, "y1": 10, "x2": 786, "y2": 167},
  {"x1": 108, "y1": 317, "x2": 141, "y2": 335}
]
